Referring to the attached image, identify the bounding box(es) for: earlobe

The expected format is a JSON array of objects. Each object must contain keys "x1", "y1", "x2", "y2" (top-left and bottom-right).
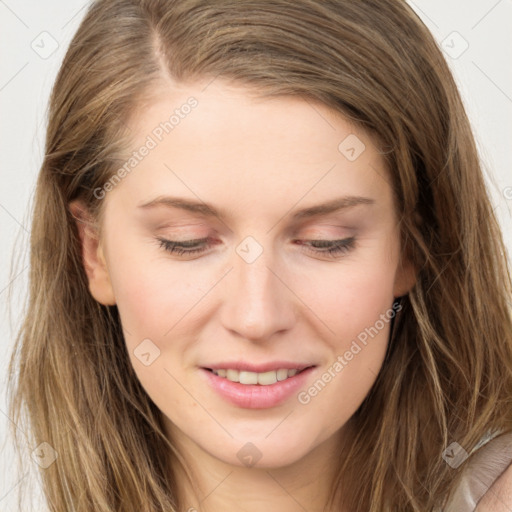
[{"x1": 69, "y1": 200, "x2": 116, "y2": 306}]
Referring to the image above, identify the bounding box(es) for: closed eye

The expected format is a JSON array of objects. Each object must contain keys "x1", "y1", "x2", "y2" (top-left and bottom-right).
[{"x1": 155, "y1": 236, "x2": 356, "y2": 259}]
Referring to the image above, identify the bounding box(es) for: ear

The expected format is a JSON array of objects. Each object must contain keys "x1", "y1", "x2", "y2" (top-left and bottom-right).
[
  {"x1": 393, "y1": 240, "x2": 418, "y2": 299},
  {"x1": 69, "y1": 200, "x2": 116, "y2": 306}
]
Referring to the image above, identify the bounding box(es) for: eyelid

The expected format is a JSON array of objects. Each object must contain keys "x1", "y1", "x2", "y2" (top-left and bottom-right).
[{"x1": 155, "y1": 235, "x2": 356, "y2": 259}]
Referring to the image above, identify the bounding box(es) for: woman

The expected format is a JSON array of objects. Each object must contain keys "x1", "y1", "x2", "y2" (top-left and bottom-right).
[{"x1": 7, "y1": 0, "x2": 512, "y2": 510}]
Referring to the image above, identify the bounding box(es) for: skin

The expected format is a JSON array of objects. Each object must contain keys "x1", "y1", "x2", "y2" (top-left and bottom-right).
[{"x1": 71, "y1": 77, "x2": 416, "y2": 512}]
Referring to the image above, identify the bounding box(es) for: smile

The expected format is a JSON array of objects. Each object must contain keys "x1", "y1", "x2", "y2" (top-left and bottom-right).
[
  {"x1": 208, "y1": 368, "x2": 305, "y2": 385},
  {"x1": 201, "y1": 365, "x2": 317, "y2": 409}
]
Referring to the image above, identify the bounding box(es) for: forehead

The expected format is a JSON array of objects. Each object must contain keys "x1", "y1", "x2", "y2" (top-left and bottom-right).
[
  {"x1": 124, "y1": 77, "x2": 376, "y2": 160},
  {"x1": 105, "y1": 78, "x2": 393, "y2": 224}
]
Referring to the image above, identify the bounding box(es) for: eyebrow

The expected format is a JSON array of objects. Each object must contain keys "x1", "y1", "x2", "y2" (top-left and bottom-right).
[{"x1": 137, "y1": 195, "x2": 375, "y2": 221}]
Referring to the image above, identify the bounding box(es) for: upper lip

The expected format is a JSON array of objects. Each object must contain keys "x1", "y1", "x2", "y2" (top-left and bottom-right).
[{"x1": 203, "y1": 361, "x2": 315, "y2": 372}]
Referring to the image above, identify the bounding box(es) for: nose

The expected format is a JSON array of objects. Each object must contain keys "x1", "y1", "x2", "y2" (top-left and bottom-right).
[{"x1": 219, "y1": 239, "x2": 296, "y2": 342}]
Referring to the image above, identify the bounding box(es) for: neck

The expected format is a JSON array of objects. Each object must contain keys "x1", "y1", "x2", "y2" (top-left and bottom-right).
[{"x1": 166, "y1": 421, "x2": 355, "y2": 512}]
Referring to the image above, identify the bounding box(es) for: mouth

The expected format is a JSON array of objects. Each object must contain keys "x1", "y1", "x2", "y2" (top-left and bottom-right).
[
  {"x1": 203, "y1": 366, "x2": 314, "y2": 386},
  {"x1": 200, "y1": 364, "x2": 317, "y2": 409}
]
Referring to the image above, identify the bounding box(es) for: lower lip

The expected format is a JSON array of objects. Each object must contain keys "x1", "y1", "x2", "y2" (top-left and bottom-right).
[{"x1": 201, "y1": 367, "x2": 316, "y2": 409}]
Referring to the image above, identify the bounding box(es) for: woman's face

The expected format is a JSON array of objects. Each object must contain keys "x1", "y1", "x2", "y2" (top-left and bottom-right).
[{"x1": 81, "y1": 78, "x2": 413, "y2": 469}]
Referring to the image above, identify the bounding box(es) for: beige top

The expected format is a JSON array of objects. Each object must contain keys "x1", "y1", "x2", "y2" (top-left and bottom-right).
[{"x1": 442, "y1": 430, "x2": 512, "y2": 511}]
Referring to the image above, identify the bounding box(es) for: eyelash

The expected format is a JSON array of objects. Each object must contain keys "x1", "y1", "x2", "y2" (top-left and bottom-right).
[{"x1": 156, "y1": 236, "x2": 356, "y2": 259}]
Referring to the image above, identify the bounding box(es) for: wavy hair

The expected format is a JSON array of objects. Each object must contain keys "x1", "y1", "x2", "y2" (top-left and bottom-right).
[{"x1": 7, "y1": 0, "x2": 512, "y2": 510}]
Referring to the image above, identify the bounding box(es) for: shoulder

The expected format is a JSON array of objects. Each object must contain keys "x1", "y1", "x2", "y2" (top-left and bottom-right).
[
  {"x1": 443, "y1": 432, "x2": 512, "y2": 512},
  {"x1": 476, "y1": 462, "x2": 512, "y2": 511}
]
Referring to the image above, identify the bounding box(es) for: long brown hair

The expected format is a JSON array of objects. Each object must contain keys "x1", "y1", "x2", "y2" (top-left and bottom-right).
[{"x1": 7, "y1": 0, "x2": 512, "y2": 510}]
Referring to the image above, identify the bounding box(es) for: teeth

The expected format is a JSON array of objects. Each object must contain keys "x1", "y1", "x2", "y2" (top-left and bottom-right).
[
  {"x1": 226, "y1": 369, "x2": 239, "y2": 382},
  {"x1": 277, "y1": 368, "x2": 289, "y2": 381},
  {"x1": 258, "y1": 371, "x2": 277, "y2": 385},
  {"x1": 239, "y1": 371, "x2": 258, "y2": 385},
  {"x1": 211, "y1": 368, "x2": 303, "y2": 385}
]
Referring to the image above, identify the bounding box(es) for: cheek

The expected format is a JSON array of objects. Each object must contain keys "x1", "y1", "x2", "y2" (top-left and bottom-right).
[
  {"x1": 109, "y1": 264, "x2": 167, "y2": 337},
  {"x1": 299, "y1": 266, "x2": 395, "y2": 436},
  {"x1": 105, "y1": 240, "x2": 216, "y2": 357},
  {"x1": 300, "y1": 250, "x2": 398, "y2": 416},
  {"x1": 313, "y1": 259, "x2": 398, "y2": 344},
  {"x1": 106, "y1": 253, "x2": 201, "y2": 404},
  {"x1": 103, "y1": 236, "x2": 182, "y2": 342}
]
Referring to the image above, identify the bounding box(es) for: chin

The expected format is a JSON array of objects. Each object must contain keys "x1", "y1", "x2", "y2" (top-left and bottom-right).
[{"x1": 205, "y1": 434, "x2": 316, "y2": 470}]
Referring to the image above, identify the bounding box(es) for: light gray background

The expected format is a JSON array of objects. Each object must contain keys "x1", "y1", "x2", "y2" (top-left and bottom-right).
[{"x1": 1, "y1": 0, "x2": 511, "y2": 509}]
